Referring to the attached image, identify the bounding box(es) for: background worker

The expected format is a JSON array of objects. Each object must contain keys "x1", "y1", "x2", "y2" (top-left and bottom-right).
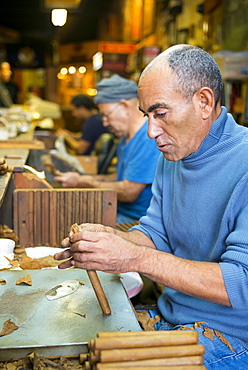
[
  {"x1": 0, "y1": 61, "x2": 15, "y2": 107},
  {"x1": 56, "y1": 94, "x2": 108, "y2": 155},
  {"x1": 55, "y1": 45, "x2": 248, "y2": 369},
  {"x1": 54, "y1": 75, "x2": 160, "y2": 224}
]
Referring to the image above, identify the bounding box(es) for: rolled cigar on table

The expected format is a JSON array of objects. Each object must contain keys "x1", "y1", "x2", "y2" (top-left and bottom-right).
[
  {"x1": 94, "y1": 344, "x2": 205, "y2": 363},
  {"x1": 92, "y1": 331, "x2": 198, "y2": 350},
  {"x1": 79, "y1": 353, "x2": 88, "y2": 364},
  {"x1": 94, "y1": 355, "x2": 204, "y2": 368},
  {"x1": 69, "y1": 223, "x2": 111, "y2": 316},
  {"x1": 97, "y1": 331, "x2": 197, "y2": 338}
]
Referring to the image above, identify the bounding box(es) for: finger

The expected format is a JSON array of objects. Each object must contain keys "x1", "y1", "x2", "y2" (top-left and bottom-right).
[
  {"x1": 71, "y1": 259, "x2": 118, "y2": 273},
  {"x1": 53, "y1": 169, "x2": 62, "y2": 176},
  {"x1": 54, "y1": 176, "x2": 62, "y2": 181},
  {"x1": 70, "y1": 230, "x2": 103, "y2": 243},
  {"x1": 61, "y1": 237, "x2": 70, "y2": 248},
  {"x1": 54, "y1": 248, "x2": 72, "y2": 260},
  {"x1": 57, "y1": 259, "x2": 74, "y2": 269}
]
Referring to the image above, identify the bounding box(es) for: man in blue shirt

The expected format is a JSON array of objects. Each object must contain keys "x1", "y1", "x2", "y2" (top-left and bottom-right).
[
  {"x1": 56, "y1": 94, "x2": 107, "y2": 155},
  {"x1": 55, "y1": 45, "x2": 248, "y2": 369},
  {"x1": 55, "y1": 75, "x2": 159, "y2": 223}
]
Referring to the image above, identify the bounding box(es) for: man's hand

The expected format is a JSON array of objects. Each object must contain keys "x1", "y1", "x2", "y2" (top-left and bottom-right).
[
  {"x1": 54, "y1": 171, "x2": 82, "y2": 187},
  {"x1": 54, "y1": 224, "x2": 141, "y2": 272},
  {"x1": 55, "y1": 128, "x2": 70, "y2": 137}
]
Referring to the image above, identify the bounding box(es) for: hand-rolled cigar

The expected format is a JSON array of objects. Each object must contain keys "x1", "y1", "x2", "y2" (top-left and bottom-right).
[
  {"x1": 96, "y1": 366, "x2": 206, "y2": 370},
  {"x1": 97, "y1": 344, "x2": 205, "y2": 363},
  {"x1": 87, "y1": 270, "x2": 111, "y2": 316},
  {"x1": 93, "y1": 331, "x2": 198, "y2": 350},
  {"x1": 89, "y1": 351, "x2": 100, "y2": 364},
  {"x1": 84, "y1": 361, "x2": 91, "y2": 370},
  {"x1": 69, "y1": 223, "x2": 111, "y2": 316},
  {"x1": 94, "y1": 355, "x2": 203, "y2": 368},
  {"x1": 79, "y1": 353, "x2": 88, "y2": 364},
  {"x1": 97, "y1": 331, "x2": 197, "y2": 338},
  {"x1": 88, "y1": 339, "x2": 95, "y2": 350}
]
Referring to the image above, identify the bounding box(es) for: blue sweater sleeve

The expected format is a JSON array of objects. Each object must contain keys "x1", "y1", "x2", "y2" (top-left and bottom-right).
[{"x1": 220, "y1": 174, "x2": 248, "y2": 309}]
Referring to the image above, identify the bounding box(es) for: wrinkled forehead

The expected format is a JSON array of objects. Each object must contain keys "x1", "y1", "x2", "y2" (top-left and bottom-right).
[{"x1": 138, "y1": 62, "x2": 172, "y2": 97}]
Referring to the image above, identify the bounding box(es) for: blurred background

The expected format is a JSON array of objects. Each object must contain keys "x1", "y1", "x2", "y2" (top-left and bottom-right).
[{"x1": 0, "y1": 0, "x2": 247, "y2": 127}]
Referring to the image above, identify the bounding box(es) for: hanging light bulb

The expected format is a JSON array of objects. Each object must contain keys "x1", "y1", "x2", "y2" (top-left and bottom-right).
[{"x1": 51, "y1": 9, "x2": 67, "y2": 27}]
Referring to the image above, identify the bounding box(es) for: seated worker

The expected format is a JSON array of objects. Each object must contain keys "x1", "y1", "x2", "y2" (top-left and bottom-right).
[
  {"x1": 56, "y1": 94, "x2": 108, "y2": 155},
  {"x1": 54, "y1": 75, "x2": 160, "y2": 224},
  {"x1": 0, "y1": 62, "x2": 20, "y2": 104},
  {"x1": 55, "y1": 45, "x2": 248, "y2": 369},
  {"x1": 0, "y1": 61, "x2": 14, "y2": 107}
]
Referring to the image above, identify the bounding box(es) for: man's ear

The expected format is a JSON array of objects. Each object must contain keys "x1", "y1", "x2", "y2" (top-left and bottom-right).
[
  {"x1": 119, "y1": 99, "x2": 129, "y2": 108},
  {"x1": 194, "y1": 87, "x2": 215, "y2": 119}
]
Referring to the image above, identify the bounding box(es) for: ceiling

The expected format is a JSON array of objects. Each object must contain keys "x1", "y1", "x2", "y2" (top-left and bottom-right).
[{"x1": 0, "y1": 0, "x2": 113, "y2": 46}]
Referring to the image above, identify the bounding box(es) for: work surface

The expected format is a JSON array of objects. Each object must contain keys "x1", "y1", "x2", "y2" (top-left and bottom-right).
[{"x1": 0, "y1": 269, "x2": 141, "y2": 359}]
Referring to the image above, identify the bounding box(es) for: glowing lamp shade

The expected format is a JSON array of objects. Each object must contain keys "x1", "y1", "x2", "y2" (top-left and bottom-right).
[{"x1": 51, "y1": 9, "x2": 67, "y2": 26}]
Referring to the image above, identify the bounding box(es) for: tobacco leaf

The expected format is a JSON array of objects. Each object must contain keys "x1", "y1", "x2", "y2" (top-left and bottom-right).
[
  {"x1": 2, "y1": 256, "x2": 19, "y2": 270},
  {"x1": 194, "y1": 321, "x2": 207, "y2": 328},
  {"x1": 136, "y1": 310, "x2": 161, "y2": 331},
  {"x1": 203, "y1": 327, "x2": 214, "y2": 341},
  {"x1": 16, "y1": 273, "x2": 32, "y2": 285},
  {"x1": 6, "y1": 363, "x2": 17, "y2": 370},
  {"x1": 179, "y1": 325, "x2": 195, "y2": 331},
  {"x1": 214, "y1": 329, "x2": 235, "y2": 352},
  {"x1": 0, "y1": 224, "x2": 19, "y2": 242},
  {"x1": 3, "y1": 254, "x2": 66, "y2": 271},
  {"x1": 19, "y1": 255, "x2": 61, "y2": 269},
  {"x1": 0, "y1": 319, "x2": 19, "y2": 336},
  {"x1": 28, "y1": 351, "x2": 40, "y2": 370}
]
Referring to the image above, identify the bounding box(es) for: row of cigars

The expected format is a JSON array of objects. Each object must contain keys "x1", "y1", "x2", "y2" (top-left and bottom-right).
[{"x1": 80, "y1": 330, "x2": 206, "y2": 369}]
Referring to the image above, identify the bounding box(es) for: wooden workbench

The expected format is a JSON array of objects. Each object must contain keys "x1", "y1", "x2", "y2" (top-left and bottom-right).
[{"x1": 0, "y1": 127, "x2": 38, "y2": 225}]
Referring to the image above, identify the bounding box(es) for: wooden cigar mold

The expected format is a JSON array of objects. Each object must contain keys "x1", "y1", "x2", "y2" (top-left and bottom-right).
[
  {"x1": 81, "y1": 330, "x2": 206, "y2": 369},
  {"x1": 69, "y1": 223, "x2": 111, "y2": 316}
]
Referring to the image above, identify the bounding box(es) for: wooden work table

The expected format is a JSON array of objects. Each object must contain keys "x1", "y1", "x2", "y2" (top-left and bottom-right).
[
  {"x1": 0, "y1": 126, "x2": 47, "y2": 227},
  {"x1": 0, "y1": 128, "x2": 35, "y2": 206}
]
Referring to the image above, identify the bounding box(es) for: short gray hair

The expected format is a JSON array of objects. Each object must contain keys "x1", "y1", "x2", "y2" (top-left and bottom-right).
[{"x1": 166, "y1": 45, "x2": 223, "y2": 106}]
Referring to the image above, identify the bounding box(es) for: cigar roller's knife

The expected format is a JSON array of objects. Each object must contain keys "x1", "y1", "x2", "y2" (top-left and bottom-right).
[{"x1": 45, "y1": 280, "x2": 79, "y2": 300}]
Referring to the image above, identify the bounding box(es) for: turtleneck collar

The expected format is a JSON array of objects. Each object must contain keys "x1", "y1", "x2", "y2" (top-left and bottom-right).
[{"x1": 183, "y1": 106, "x2": 228, "y2": 162}]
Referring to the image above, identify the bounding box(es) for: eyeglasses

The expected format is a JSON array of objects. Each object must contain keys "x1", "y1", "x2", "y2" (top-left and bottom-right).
[{"x1": 101, "y1": 103, "x2": 119, "y2": 122}]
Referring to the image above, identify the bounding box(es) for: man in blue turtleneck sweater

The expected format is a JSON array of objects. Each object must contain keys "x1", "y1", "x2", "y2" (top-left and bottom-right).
[{"x1": 55, "y1": 45, "x2": 248, "y2": 369}]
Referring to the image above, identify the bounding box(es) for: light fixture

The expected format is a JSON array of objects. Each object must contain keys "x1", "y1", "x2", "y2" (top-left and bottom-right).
[
  {"x1": 51, "y1": 9, "x2": 67, "y2": 26},
  {"x1": 60, "y1": 67, "x2": 68, "y2": 75},
  {"x1": 79, "y1": 66, "x2": 86, "y2": 74},
  {"x1": 68, "y1": 66, "x2": 76, "y2": 74}
]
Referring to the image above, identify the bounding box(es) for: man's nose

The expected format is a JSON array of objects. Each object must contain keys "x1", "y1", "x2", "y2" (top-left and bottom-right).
[{"x1": 147, "y1": 119, "x2": 163, "y2": 139}]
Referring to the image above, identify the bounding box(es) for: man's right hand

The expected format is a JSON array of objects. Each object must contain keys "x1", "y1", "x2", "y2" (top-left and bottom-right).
[{"x1": 54, "y1": 171, "x2": 81, "y2": 187}]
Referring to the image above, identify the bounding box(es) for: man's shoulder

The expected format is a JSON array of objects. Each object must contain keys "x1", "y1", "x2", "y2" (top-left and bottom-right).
[{"x1": 87, "y1": 114, "x2": 102, "y2": 123}]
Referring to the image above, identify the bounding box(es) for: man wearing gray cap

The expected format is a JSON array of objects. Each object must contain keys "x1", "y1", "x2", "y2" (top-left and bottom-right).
[{"x1": 54, "y1": 74, "x2": 160, "y2": 224}]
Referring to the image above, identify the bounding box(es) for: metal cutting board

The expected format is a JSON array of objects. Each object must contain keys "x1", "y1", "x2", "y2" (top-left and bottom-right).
[{"x1": 0, "y1": 269, "x2": 141, "y2": 359}]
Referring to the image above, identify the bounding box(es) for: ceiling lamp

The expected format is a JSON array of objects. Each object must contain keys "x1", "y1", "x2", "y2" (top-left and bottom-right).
[
  {"x1": 51, "y1": 9, "x2": 67, "y2": 26},
  {"x1": 44, "y1": 0, "x2": 82, "y2": 10}
]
